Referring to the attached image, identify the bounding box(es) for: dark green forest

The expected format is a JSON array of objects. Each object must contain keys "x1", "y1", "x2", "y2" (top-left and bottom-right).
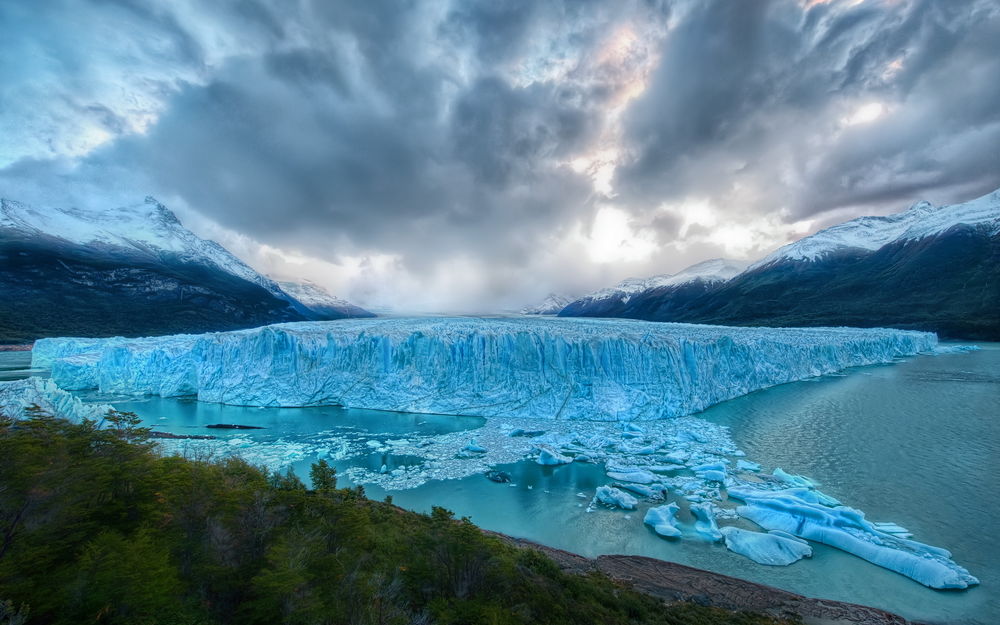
[{"x1": 0, "y1": 408, "x2": 792, "y2": 625}]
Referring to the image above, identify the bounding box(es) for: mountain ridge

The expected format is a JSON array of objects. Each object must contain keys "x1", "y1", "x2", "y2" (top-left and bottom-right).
[
  {"x1": 560, "y1": 189, "x2": 1000, "y2": 340},
  {"x1": 0, "y1": 196, "x2": 371, "y2": 343}
]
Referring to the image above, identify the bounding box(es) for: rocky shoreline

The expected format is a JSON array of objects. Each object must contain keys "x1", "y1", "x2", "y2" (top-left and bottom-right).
[{"x1": 489, "y1": 532, "x2": 924, "y2": 625}]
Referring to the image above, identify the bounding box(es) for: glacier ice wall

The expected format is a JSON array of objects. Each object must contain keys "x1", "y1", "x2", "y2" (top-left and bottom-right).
[
  {"x1": 0, "y1": 377, "x2": 113, "y2": 422},
  {"x1": 34, "y1": 318, "x2": 937, "y2": 420}
]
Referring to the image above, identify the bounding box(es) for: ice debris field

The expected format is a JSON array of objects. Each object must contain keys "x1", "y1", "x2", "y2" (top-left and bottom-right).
[{"x1": 7, "y1": 317, "x2": 979, "y2": 589}]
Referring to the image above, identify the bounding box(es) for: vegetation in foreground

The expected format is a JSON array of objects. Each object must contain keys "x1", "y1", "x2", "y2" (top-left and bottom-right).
[{"x1": 0, "y1": 409, "x2": 794, "y2": 625}]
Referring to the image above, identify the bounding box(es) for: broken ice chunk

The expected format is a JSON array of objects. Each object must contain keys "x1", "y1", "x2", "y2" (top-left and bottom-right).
[
  {"x1": 644, "y1": 503, "x2": 682, "y2": 538},
  {"x1": 720, "y1": 526, "x2": 812, "y2": 565},
  {"x1": 536, "y1": 445, "x2": 573, "y2": 465},
  {"x1": 594, "y1": 486, "x2": 638, "y2": 510},
  {"x1": 690, "y1": 503, "x2": 723, "y2": 541}
]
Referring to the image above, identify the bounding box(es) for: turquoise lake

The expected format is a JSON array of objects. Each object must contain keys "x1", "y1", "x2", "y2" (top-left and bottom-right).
[{"x1": 3, "y1": 344, "x2": 997, "y2": 624}]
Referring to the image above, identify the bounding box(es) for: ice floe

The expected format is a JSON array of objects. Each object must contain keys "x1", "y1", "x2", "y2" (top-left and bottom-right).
[
  {"x1": 720, "y1": 527, "x2": 812, "y2": 565},
  {"x1": 644, "y1": 503, "x2": 682, "y2": 538}
]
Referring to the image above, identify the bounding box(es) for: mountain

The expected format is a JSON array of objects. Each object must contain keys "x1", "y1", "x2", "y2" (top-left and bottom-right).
[
  {"x1": 276, "y1": 280, "x2": 374, "y2": 319},
  {"x1": 520, "y1": 293, "x2": 574, "y2": 315},
  {"x1": 0, "y1": 196, "x2": 362, "y2": 343},
  {"x1": 562, "y1": 189, "x2": 1000, "y2": 340},
  {"x1": 560, "y1": 258, "x2": 748, "y2": 318}
]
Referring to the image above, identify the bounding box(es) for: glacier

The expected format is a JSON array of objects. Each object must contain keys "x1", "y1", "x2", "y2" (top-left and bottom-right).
[
  {"x1": 0, "y1": 377, "x2": 112, "y2": 422},
  {"x1": 33, "y1": 317, "x2": 936, "y2": 420}
]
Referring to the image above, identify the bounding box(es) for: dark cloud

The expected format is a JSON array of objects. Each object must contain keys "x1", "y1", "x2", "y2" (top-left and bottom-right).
[
  {"x1": 616, "y1": 0, "x2": 1000, "y2": 221},
  {"x1": 1, "y1": 0, "x2": 998, "y2": 310}
]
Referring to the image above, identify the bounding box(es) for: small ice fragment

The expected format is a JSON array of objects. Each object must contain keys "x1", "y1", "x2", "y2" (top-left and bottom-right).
[
  {"x1": 536, "y1": 445, "x2": 573, "y2": 465},
  {"x1": 772, "y1": 468, "x2": 814, "y2": 488},
  {"x1": 594, "y1": 486, "x2": 638, "y2": 510},
  {"x1": 463, "y1": 438, "x2": 487, "y2": 453},
  {"x1": 690, "y1": 503, "x2": 723, "y2": 541},
  {"x1": 736, "y1": 459, "x2": 761, "y2": 472},
  {"x1": 691, "y1": 461, "x2": 727, "y2": 483},
  {"x1": 644, "y1": 503, "x2": 682, "y2": 538}
]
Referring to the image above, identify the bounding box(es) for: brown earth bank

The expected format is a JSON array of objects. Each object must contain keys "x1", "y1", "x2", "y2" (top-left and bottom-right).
[{"x1": 488, "y1": 532, "x2": 931, "y2": 625}]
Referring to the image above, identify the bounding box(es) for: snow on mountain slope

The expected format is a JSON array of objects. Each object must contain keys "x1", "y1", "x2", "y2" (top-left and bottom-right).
[
  {"x1": 34, "y1": 317, "x2": 936, "y2": 420},
  {"x1": 753, "y1": 188, "x2": 1000, "y2": 268},
  {"x1": 520, "y1": 293, "x2": 574, "y2": 315},
  {"x1": 276, "y1": 280, "x2": 374, "y2": 319},
  {"x1": 576, "y1": 258, "x2": 748, "y2": 306},
  {"x1": 0, "y1": 195, "x2": 291, "y2": 299}
]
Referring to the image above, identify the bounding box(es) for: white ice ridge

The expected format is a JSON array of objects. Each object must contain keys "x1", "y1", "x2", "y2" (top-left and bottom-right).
[
  {"x1": 34, "y1": 318, "x2": 937, "y2": 420},
  {"x1": 0, "y1": 378, "x2": 112, "y2": 422}
]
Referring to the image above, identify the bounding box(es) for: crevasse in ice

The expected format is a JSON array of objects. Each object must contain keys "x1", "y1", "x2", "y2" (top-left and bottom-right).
[{"x1": 33, "y1": 317, "x2": 937, "y2": 420}]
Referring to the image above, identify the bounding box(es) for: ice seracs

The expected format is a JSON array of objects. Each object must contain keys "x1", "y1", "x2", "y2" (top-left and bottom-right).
[
  {"x1": 35, "y1": 317, "x2": 936, "y2": 420},
  {"x1": 0, "y1": 378, "x2": 111, "y2": 422}
]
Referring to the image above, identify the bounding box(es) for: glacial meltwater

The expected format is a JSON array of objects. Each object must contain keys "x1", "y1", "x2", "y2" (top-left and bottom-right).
[{"x1": 2, "y1": 344, "x2": 997, "y2": 624}]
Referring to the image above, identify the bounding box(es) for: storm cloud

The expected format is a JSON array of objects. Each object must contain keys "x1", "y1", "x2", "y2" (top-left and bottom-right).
[{"x1": 1, "y1": 0, "x2": 998, "y2": 311}]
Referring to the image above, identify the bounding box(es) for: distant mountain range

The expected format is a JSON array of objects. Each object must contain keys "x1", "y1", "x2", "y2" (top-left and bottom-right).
[
  {"x1": 560, "y1": 189, "x2": 1000, "y2": 340},
  {"x1": 520, "y1": 293, "x2": 575, "y2": 315},
  {"x1": 560, "y1": 258, "x2": 748, "y2": 318},
  {"x1": 276, "y1": 279, "x2": 374, "y2": 320},
  {"x1": 0, "y1": 196, "x2": 372, "y2": 343}
]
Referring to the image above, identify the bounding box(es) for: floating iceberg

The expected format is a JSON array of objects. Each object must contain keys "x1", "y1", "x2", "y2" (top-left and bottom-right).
[
  {"x1": 644, "y1": 503, "x2": 682, "y2": 538},
  {"x1": 691, "y1": 503, "x2": 723, "y2": 541},
  {"x1": 720, "y1": 527, "x2": 812, "y2": 565},
  {"x1": 728, "y1": 486, "x2": 979, "y2": 589},
  {"x1": 691, "y1": 461, "x2": 727, "y2": 483},
  {"x1": 536, "y1": 445, "x2": 572, "y2": 465},
  {"x1": 34, "y1": 317, "x2": 936, "y2": 420},
  {"x1": 594, "y1": 486, "x2": 638, "y2": 510}
]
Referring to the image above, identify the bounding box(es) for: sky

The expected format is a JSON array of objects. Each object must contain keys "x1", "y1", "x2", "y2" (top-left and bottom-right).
[{"x1": 1, "y1": 0, "x2": 998, "y2": 312}]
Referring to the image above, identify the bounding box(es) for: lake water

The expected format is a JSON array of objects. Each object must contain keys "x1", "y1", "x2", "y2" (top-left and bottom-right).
[{"x1": 2, "y1": 344, "x2": 997, "y2": 624}]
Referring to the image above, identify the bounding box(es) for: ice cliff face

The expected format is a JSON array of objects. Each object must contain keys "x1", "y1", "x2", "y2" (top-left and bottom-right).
[
  {"x1": 0, "y1": 377, "x2": 112, "y2": 422},
  {"x1": 34, "y1": 317, "x2": 936, "y2": 420}
]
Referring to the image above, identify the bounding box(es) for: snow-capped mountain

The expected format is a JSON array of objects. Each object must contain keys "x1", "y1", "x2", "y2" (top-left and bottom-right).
[
  {"x1": 562, "y1": 188, "x2": 1000, "y2": 340},
  {"x1": 276, "y1": 280, "x2": 374, "y2": 319},
  {"x1": 0, "y1": 197, "x2": 368, "y2": 342},
  {"x1": 520, "y1": 293, "x2": 574, "y2": 315},
  {"x1": 560, "y1": 258, "x2": 748, "y2": 318},
  {"x1": 1, "y1": 196, "x2": 289, "y2": 299},
  {"x1": 752, "y1": 189, "x2": 1000, "y2": 268}
]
